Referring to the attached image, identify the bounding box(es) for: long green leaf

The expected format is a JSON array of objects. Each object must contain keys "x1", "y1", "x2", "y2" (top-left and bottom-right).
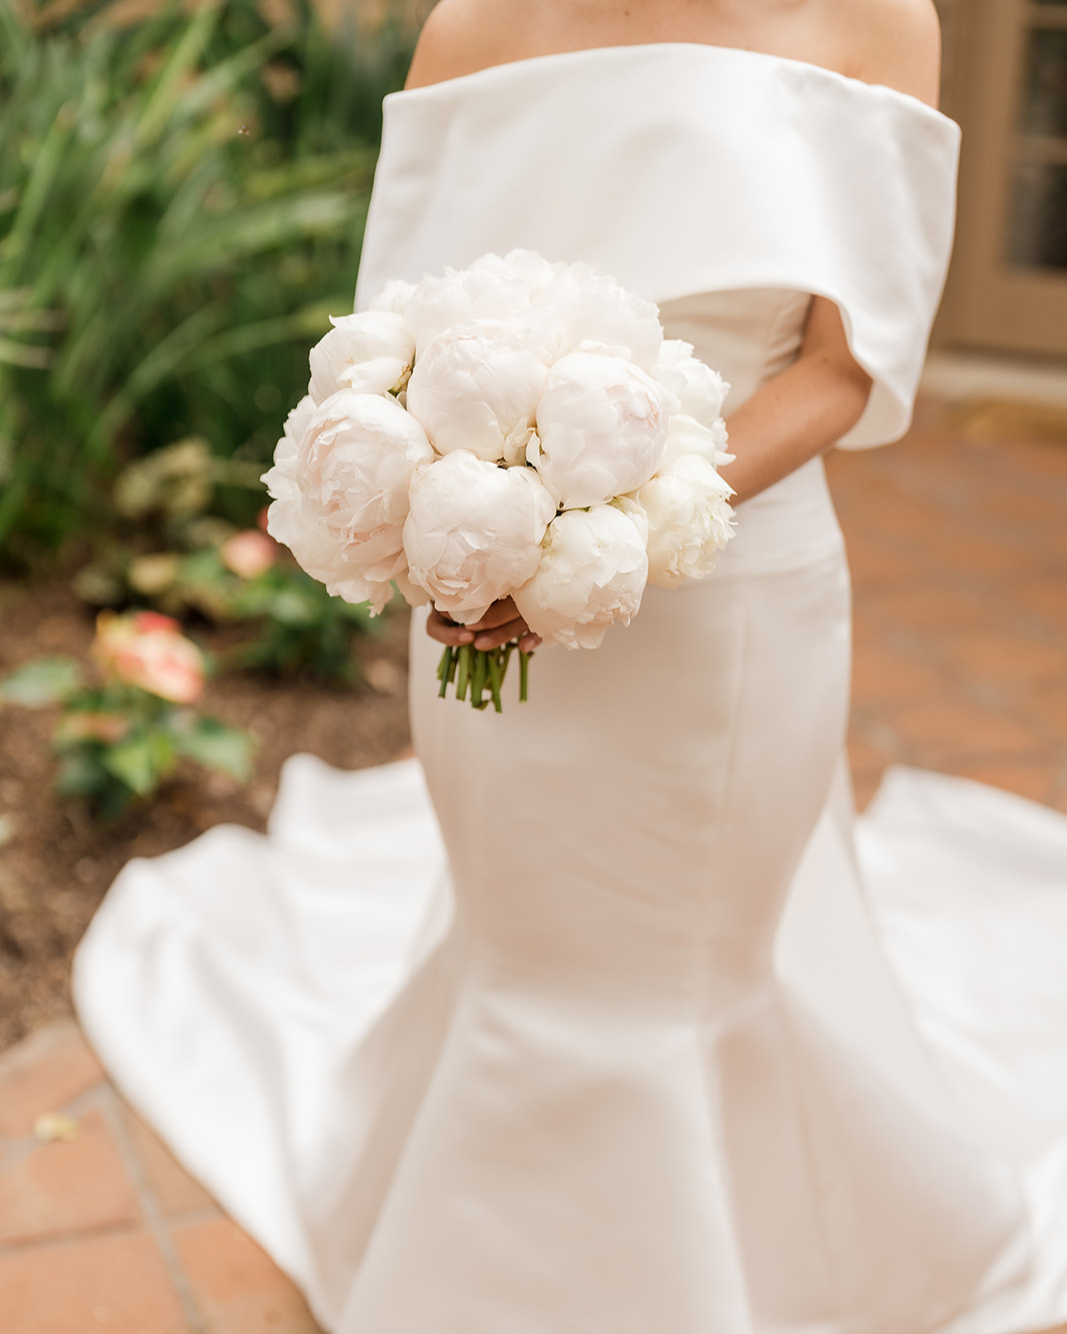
[
  {"x1": 0, "y1": 338, "x2": 51, "y2": 368},
  {"x1": 0, "y1": 656, "x2": 83, "y2": 706},
  {"x1": 90, "y1": 304, "x2": 226, "y2": 454},
  {"x1": 134, "y1": 2, "x2": 222, "y2": 149}
]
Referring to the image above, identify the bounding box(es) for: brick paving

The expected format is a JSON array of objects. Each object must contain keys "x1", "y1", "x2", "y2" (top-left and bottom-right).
[
  {"x1": 1, "y1": 390, "x2": 1066, "y2": 1331},
  {"x1": 0, "y1": 1024, "x2": 323, "y2": 1333},
  {"x1": 831, "y1": 394, "x2": 1067, "y2": 814}
]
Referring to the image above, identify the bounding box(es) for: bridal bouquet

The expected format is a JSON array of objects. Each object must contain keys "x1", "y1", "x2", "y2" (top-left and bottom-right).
[{"x1": 264, "y1": 251, "x2": 734, "y2": 711}]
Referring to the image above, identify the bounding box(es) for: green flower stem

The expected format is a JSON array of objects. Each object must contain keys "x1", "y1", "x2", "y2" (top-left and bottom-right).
[
  {"x1": 471, "y1": 649, "x2": 486, "y2": 708},
  {"x1": 487, "y1": 649, "x2": 503, "y2": 713},
  {"x1": 437, "y1": 646, "x2": 453, "y2": 698},
  {"x1": 436, "y1": 640, "x2": 532, "y2": 711},
  {"x1": 456, "y1": 644, "x2": 471, "y2": 701}
]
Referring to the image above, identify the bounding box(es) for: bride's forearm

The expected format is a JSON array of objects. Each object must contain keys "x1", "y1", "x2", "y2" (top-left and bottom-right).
[{"x1": 718, "y1": 297, "x2": 874, "y2": 507}]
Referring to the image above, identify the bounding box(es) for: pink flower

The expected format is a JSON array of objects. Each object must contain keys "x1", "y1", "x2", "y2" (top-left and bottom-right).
[
  {"x1": 127, "y1": 611, "x2": 180, "y2": 635},
  {"x1": 94, "y1": 612, "x2": 205, "y2": 705},
  {"x1": 220, "y1": 530, "x2": 278, "y2": 580}
]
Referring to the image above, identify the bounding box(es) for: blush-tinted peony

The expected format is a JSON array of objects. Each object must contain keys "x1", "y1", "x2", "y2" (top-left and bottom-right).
[
  {"x1": 405, "y1": 256, "x2": 531, "y2": 358},
  {"x1": 533, "y1": 352, "x2": 673, "y2": 510},
  {"x1": 308, "y1": 311, "x2": 415, "y2": 404},
  {"x1": 406, "y1": 319, "x2": 554, "y2": 462},
  {"x1": 531, "y1": 263, "x2": 663, "y2": 371},
  {"x1": 661, "y1": 412, "x2": 732, "y2": 469},
  {"x1": 263, "y1": 394, "x2": 316, "y2": 506},
  {"x1": 654, "y1": 339, "x2": 730, "y2": 426},
  {"x1": 403, "y1": 450, "x2": 556, "y2": 623},
  {"x1": 635, "y1": 454, "x2": 735, "y2": 589},
  {"x1": 368, "y1": 278, "x2": 416, "y2": 317},
  {"x1": 514, "y1": 503, "x2": 648, "y2": 650},
  {"x1": 265, "y1": 390, "x2": 433, "y2": 613}
]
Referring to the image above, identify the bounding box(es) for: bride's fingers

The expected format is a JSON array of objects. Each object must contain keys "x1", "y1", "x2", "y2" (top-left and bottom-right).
[
  {"x1": 465, "y1": 597, "x2": 520, "y2": 632},
  {"x1": 425, "y1": 609, "x2": 474, "y2": 646},
  {"x1": 472, "y1": 616, "x2": 528, "y2": 650},
  {"x1": 429, "y1": 602, "x2": 541, "y2": 652}
]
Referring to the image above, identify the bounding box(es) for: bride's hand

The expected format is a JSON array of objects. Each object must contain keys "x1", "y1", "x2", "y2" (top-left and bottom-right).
[{"x1": 425, "y1": 598, "x2": 542, "y2": 653}]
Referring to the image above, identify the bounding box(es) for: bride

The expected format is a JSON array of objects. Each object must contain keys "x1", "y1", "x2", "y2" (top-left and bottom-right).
[{"x1": 74, "y1": 1, "x2": 1067, "y2": 1332}]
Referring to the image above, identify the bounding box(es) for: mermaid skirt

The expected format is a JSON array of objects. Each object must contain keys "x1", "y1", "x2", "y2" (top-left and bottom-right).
[{"x1": 74, "y1": 459, "x2": 1067, "y2": 1334}]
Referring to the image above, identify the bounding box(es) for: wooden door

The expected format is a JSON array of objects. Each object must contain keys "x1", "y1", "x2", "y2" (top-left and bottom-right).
[{"x1": 944, "y1": 0, "x2": 1067, "y2": 354}]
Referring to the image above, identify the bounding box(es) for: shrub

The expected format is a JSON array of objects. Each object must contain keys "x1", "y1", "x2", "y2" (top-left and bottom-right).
[
  {"x1": 1, "y1": 611, "x2": 255, "y2": 820},
  {"x1": 0, "y1": 0, "x2": 412, "y2": 563}
]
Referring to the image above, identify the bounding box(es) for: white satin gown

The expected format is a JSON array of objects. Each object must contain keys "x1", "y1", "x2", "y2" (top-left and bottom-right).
[{"x1": 73, "y1": 45, "x2": 1067, "y2": 1334}]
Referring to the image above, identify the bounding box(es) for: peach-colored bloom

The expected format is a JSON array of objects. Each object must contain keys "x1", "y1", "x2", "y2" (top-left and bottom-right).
[
  {"x1": 94, "y1": 612, "x2": 205, "y2": 704},
  {"x1": 220, "y1": 530, "x2": 278, "y2": 580},
  {"x1": 56, "y1": 712, "x2": 131, "y2": 744}
]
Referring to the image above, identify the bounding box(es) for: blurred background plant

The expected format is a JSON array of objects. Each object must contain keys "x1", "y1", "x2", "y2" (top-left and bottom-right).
[
  {"x1": 71, "y1": 437, "x2": 381, "y2": 684},
  {"x1": 0, "y1": 0, "x2": 418, "y2": 1048},
  {"x1": 0, "y1": 609, "x2": 255, "y2": 819},
  {"x1": 0, "y1": 0, "x2": 413, "y2": 566}
]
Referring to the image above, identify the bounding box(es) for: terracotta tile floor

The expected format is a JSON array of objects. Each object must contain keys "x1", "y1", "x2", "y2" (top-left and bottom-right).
[{"x1": 1, "y1": 393, "x2": 1066, "y2": 1332}]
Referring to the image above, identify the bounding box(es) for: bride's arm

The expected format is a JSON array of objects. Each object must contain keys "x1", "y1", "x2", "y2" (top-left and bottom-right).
[
  {"x1": 717, "y1": 0, "x2": 941, "y2": 505},
  {"x1": 717, "y1": 297, "x2": 873, "y2": 507}
]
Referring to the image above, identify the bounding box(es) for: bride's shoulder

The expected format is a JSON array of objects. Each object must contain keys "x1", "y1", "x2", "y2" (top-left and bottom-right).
[
  {"x1": 404, "y1": 0, "x2": 944, "y2": 110},
  {"x1": 832, "y1": 0, "x2": 942, "y2": 107},
  {"x1": 404, "y1": 0, "x2": 511, "y2": 90}
]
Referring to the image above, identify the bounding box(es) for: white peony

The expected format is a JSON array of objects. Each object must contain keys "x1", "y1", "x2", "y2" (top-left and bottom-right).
[
  {"x1": 531, "y1": 262, "x2": 664, "y2": 371},
  {"x1": 403, "y1": 450, "x2": 556, "y2": 623},
  {"x1": 405, "y1": 319, "x2": 554, "y2": 462},
  {"x1": 635, "y1": 454, "x2": 735, "y2": 589},
  {"x1": 654, "y1": 339, "x2": 730, "y2": 426},
  {"x1": 532, "y1": 352, "x2": 674, "y2": 510},
  {"x1": 309, "y1": 311, "x2": 415, "y2": 404},
  {"x1": 266, "y1": 390, "x2": 434, "y2": 613},
  {"x1": 263, "y1": 393, "x2": 316, "y2": 503},
  {"x1": 514, "y1": 503, "x2": 648, "y2": 650},
  {"x1": 490, "y1": 249, "x2": 567, "y2": 300},
  {"x1": 405, "y1": 257, "x2": 531, "y2": 358},
  {"x1": 661, "y1": 412, "x2": 732, "y2": 468},
  {"x1": 369, "y1": 278, "x2": 416, "y2": 317}
]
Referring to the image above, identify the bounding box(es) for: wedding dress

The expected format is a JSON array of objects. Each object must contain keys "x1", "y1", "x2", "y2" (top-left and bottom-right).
[{"x1": 73, "y1": 44, "x2": 1067, "y2": 1334}]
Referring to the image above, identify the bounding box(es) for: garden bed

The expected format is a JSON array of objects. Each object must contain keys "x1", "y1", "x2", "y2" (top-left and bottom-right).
[{"x1": 0, "y1": 576, "x2": 412, "y2": 1051}]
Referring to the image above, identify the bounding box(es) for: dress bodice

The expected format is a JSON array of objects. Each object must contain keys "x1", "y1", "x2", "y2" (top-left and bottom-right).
[
  {"x1": 659, "y1": 287, "x2": 813, "y2": 414},
  {"x1": 659, "y1": 286, "x2": 843, "y2": 574},
  {"x1": 356, "y1": 43, "x2": 961, "y2": 450}
]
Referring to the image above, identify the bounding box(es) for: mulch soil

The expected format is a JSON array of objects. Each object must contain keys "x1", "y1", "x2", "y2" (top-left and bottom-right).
[{"x1": 0, "y1": 580, "x2": 412, "y2": 1051}]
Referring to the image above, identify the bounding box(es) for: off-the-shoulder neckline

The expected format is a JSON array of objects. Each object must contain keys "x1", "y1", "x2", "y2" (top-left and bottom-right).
[{"x1": 388, "y1": 40, "x2": 956, "y2": 130}]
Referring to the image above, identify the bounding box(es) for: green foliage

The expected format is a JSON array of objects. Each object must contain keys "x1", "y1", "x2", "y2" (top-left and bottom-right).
[
  {"x1": 0, "y1": 0, "x2": 412, "y2": 563},
  {"x1": 78, "y1": 541, "x2": 384, "y2": 683},
  {"x1": 69, "y1": 426, "x2": 384, "y2": 682},
  {"x1": 223, "y1": 561, "x2": 380, "y2": 683},
  {"x1": 2, "y1": 655, "x2": 255, "y2": 820},
  {"x1": 0, "y1": 655, "x2": 83, "y2": 706}
]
